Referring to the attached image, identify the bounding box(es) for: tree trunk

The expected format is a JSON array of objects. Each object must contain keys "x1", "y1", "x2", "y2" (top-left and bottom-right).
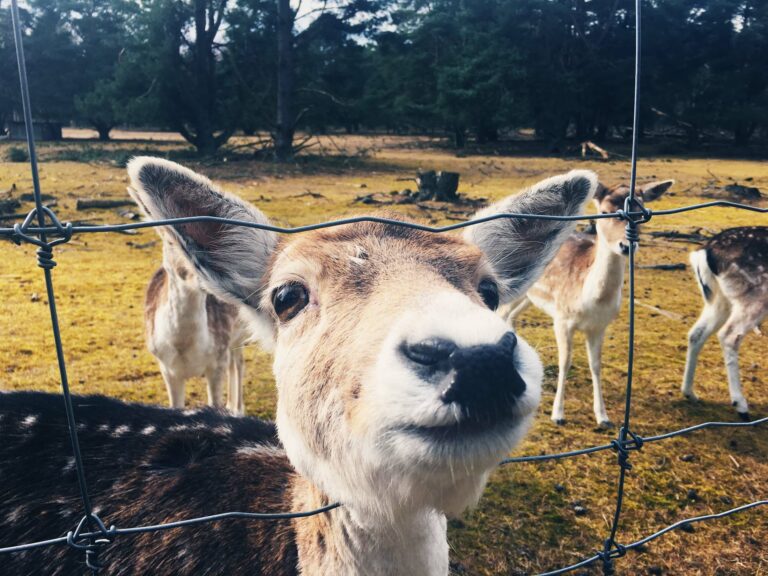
[
  {"x1": 96, "y1": 124, "x2": 112, "y2": 141},
  {"x1": 453, "y1": 126, "x2": 466, "y2": 149},
  {"x1": 275, "y1": 0, "x2": 295, "y2": 161}
]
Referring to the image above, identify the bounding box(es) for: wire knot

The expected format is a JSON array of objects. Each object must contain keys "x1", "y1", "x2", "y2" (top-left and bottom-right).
[
  {"x1": 66, "y1": 513, "x2": 115, "y2": 573},
  {"x1": 599, "y1": 539, "x2": 627, "y2": 575},
  {"x1": 11, "y1": 206, "x2": 72, "y2": 269},
  {"x1": 12, "y1": 206, "x2": 72, "y2": 248},
  {"x1": 618, "y1": 195, "x2": 652, "y2": 246},
  {"x1": 611, "y1": 427, "x2": 644, "y2": 471}
]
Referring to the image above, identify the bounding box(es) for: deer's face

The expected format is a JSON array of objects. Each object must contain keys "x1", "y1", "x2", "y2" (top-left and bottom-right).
[
  {"x1": 595, "y1": 180, "x2": 674, "y2": 256},
  {"x1": 266, "y1": 223, "x2": 542, "y2": 516},
  {"x1": 127, "y1": 158, "x2": 597, "y2": 519}
]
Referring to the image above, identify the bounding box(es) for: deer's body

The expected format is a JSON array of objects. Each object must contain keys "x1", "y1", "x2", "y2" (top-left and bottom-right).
[
  {"x1": 0, "y1": 392, "x2": 298, "y2": 575},
  {"x1": 503, "y1": 180, "x2": 672, "y2": 426},
  {"x1": 145, "y1": 242, "x2": 248, "y2": 415},
  {"x1": 0, "y1": 159, "x2": 598, "y2": 574},
  {"x1": 682, "y1": 226, "x2": 768, "y2": 418}
]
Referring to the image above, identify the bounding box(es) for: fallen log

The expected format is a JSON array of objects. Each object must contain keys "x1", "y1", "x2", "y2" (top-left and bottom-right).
[
  {"x1": 76, "y1": 198, "x2": 134, "y2": 210},
  {"x1": 647, "y1": 229, "x2": 709, "y2": 242},
  {"x1": 638, "y1": 263, "x2": 687, "y2": 271},
  {"x1": 580, "y1": 141, "x2": 609, "y2": 159}
]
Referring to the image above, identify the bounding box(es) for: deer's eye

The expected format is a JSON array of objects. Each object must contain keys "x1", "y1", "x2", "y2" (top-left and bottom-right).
[
  {"x1": 271, "y1": 283, "x2": 309, "y2": 322},
  {"x1": 478, "y1": 279, "x2": 499, "y2": 311}
]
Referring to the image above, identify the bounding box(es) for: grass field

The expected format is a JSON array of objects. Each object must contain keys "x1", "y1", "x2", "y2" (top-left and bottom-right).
[{"x1": 1, "y1": 135, "x2": 766, "y2": 575}]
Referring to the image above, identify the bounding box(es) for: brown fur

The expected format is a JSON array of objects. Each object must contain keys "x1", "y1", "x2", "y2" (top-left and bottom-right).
[
  {"x1": 144, "y1": 267, "x2": 168, "y2": 341},
  {"x1": 0, "y1": 392, "x2": 300, "y2": 576}
]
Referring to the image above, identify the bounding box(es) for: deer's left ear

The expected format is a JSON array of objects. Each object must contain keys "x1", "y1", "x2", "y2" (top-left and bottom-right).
[
  {"x1": 640, "y1": 179, "x2": 674, "y2": 201},
  {"x1": 464, "y1": 170, "x2": 597, "y2": 303}
]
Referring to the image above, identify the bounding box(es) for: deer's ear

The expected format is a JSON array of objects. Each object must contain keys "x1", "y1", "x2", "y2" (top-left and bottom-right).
[
  {"x1": 640, "y1": 179, "x2": 674, "y2": 202},
  {"x1": 127, "y1": 157, "x2": 277, "y2": 310},
  {"x1": 464, "y1": 170, "x2": 597, "y2": 302}
]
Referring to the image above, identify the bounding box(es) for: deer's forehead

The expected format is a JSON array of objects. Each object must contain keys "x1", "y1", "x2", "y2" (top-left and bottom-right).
[
  {"x1": 270, "y1": 223, "x2": 487, "y2": 287},
  {"x1": 599, "y1": 186, "x2": 632, "y2": 210}
]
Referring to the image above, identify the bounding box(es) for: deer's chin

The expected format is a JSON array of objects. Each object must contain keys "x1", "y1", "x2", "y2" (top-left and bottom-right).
[{"x1": 383, "y1": 409, "x2": 536, "y2": 468}]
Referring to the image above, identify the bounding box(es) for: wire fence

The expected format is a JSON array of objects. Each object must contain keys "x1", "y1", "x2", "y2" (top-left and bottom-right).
[{"x1": 1, "y1": 0, "x2": 766, "y2": 574}]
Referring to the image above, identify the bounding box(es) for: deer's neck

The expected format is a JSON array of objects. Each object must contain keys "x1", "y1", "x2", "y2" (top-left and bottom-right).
[
  {"x1": 161, "y1": 244, "x2": 207, "y2": 322},
  {"x1": 583, "y1": 236, "x2": 625, "y2": 304},
  {"x1": 291, "y1": 476, "x2": 449, "y2": 576}
]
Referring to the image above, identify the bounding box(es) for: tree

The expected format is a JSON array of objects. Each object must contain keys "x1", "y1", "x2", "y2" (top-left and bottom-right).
[
  {"x1": 68, "y1": 0, "x2": 138, "y2": 140},
  {"x1": 115, "y1": 0, "x2": 239, "y2": 154}
]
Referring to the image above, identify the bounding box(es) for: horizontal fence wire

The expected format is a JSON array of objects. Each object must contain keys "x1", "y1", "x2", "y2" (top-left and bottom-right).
[
  {"x1": 2, "y1": 0, "x2": 766, "y2": 573},
  {"x1": 1, "y1": 200, "x2": 766, "y2": 241}
]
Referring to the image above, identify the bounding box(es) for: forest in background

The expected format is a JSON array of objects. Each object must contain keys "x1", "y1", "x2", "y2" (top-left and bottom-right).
[{"x1": 1, "y1": 0, "x2": 767, "y2": 156}]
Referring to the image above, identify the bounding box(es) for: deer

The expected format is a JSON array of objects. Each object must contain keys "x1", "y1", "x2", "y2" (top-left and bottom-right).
[
  {"x1": 0, "y1": 158, "x2": 596, "y2": 575},
  {"x1": 144, "y1": 232, "x2": 250, "y2": 416},
  {"x1": 681, "y1": 226, "x2": 768, "y2": 420},
  {"x1": 499, "y1": 179, "x2": 673, "y2": 427}
]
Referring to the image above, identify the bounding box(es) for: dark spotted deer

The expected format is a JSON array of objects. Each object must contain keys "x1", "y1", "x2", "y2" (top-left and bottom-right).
[
  {"x1": 0, "y1": 158, "x2": 596, "y2": 575},
  {"x1": 500, "y1": 180, "x2": 673, "y2": 427},
  {"x1": 682, "y1": 226, "x2": 768, "y2": 419}
]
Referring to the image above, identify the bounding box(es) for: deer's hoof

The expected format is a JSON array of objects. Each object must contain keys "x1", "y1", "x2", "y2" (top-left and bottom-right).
[
  {"x1": 554, "y1": 418, "x2": 567, "y2": 426},
  {"x1": 682, "y1": 391, "x2": 699, "y2": 402},
  {"x1": 597, "y1": 420, "x2": 615, "y2": 430},
  {"x1": 737, "y1": 411, "x2": 751, "y2": 422}
]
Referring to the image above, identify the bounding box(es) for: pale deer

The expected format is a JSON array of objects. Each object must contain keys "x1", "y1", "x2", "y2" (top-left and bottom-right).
[
  {"x1": 144, "y1": 234, "x2": 249, "y2": 416},
  {"x1": 501, "y1": 179, "x2": 673, "y2": 427},
  {"x1": 681, "y1": 226, "x2": 767, "y2": 419},
  {"x1": 0, "y1": 159, "x2": 596, "y2": 575}
]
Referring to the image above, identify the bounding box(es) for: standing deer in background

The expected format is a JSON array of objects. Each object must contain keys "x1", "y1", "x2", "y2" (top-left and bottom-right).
[
  {"x1": 143, "y1": 237, "x2": 249, "y2": 415},
  {"x1": 0, "y1": 158, "x2": 596, "y2": 575},
  {"x1": 501, "y1": 179, "x2": 673, "y2": 427},
  {"x1": 682, "y1": 226, "x2": 768, "y2": 419}
]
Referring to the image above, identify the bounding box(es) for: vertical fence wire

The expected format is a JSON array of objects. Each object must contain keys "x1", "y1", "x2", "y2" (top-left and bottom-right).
[
  {"x1": 9, "y1": 0, "x2": 105, "y2": 572},
  {"x1": 602, "y1": 0, "x2": 644, "y2": 571}
]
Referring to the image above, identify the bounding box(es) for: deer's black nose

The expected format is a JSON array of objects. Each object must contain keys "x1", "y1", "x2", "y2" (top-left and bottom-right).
[
  {"x1": 402, "y1": 332, "x2": 526, "y2": 422},
  {"x1": 443, "y1": 332, "x2": 526, "y2": 421}
]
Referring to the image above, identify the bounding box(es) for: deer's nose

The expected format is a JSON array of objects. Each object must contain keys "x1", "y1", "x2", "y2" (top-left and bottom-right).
[
  {"x1": 402, "y1": 332, "x2": 526, "y2": 419},
  {"x1": 442, "y1": 332, "x2": 526, "y2": 420}
]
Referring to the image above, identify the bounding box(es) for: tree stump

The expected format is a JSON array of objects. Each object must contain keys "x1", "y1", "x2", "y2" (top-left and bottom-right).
[{"x1": 415, "y1": 170, "x2": 460, "y2": 202}]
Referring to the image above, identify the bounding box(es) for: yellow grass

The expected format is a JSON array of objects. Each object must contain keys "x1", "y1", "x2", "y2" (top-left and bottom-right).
[{"x1": 1, "y1": 135, "x2": 766, "y2": 574}]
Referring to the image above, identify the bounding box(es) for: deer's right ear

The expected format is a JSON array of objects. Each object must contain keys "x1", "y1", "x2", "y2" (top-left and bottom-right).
[
  {"x1": 127, "y1": 157, "x2": 277, "y2": 310},
  {"x1": 464, "y1": 170, "x2": 597, "y2": 302}
]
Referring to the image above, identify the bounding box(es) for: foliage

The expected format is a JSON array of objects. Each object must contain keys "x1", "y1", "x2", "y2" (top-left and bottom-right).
[
  {"x1": 2, "y1": 0, "x2": 768, "y2": 151},
  {"x1": 6, "y1": 146, "x2": 28, "y2": 162}
]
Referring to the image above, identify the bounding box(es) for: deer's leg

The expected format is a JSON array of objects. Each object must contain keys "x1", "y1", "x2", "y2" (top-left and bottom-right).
[
  {"x1": 682, "y1": 297, "x2": 729, "y2": 401},
  {"x1": 503, "y1": 296, "x2": 532, "y2": 329},
  {"x1": 206, "y1": 361, "x2": 227, "y2": 409},
  {"x1": 160, "y1": 366, "x2": 186, "y2": 409},
  {"x1": 585, "y1": 328, "x2": 611, "y2": 427},
  {"x1": 718, "y1": 304, "x2": 765, "y2": 419},
  {"x1": 226, "y1": 347, "x2": 245, "y2": 416},
  {"x1": 551, "y1": 320, "x2": 574, "y2": 425}
]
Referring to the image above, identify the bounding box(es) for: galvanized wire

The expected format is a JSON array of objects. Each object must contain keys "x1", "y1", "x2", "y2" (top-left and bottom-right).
[{"x1": 2, "y1": 0, "x2": 766, "y2": 573}]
